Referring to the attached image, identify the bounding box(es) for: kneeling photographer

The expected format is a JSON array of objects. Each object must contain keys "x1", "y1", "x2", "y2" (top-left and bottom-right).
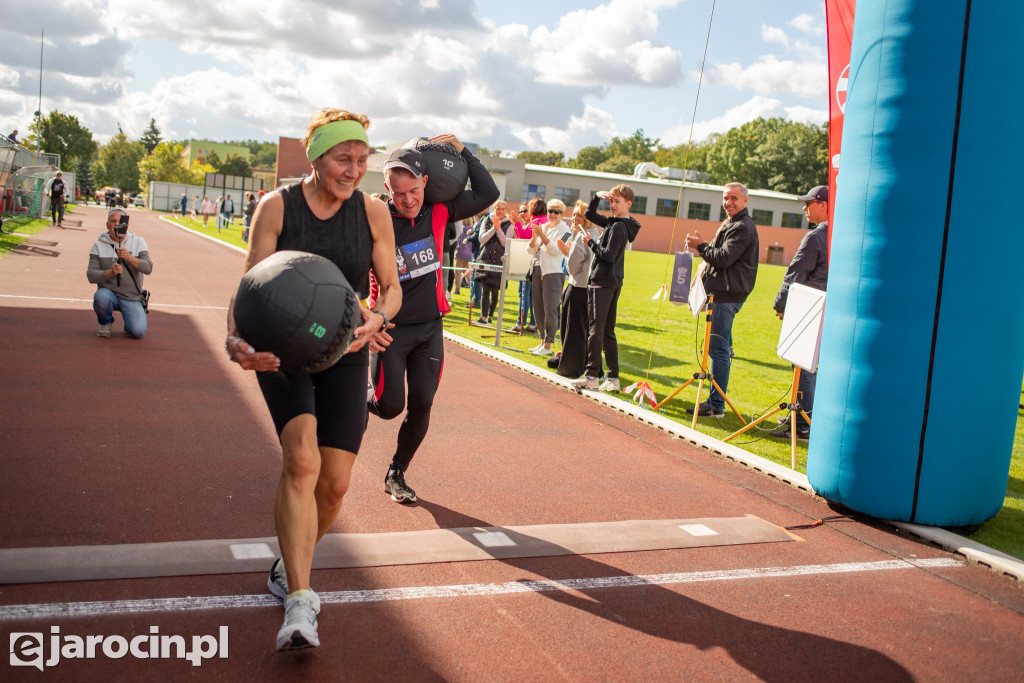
[{"x1": 86, "y1": 208, "x2": 154, "y2": 338}]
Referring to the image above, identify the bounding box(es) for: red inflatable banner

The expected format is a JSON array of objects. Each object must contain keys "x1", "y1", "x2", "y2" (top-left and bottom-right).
[{"x1": 826, "y1": 0, "x2": 856, "y2": 251}]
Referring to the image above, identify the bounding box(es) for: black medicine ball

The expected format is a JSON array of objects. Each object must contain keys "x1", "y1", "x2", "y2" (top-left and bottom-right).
[
  {"x1": 234, "y1": 251, "x2": 361, "y2": 373},
  {"x1": 403, "y1": 137, "x2": 469, "y2": 204}
]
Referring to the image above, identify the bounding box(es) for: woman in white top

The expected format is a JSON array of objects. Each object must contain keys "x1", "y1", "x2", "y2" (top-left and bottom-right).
[{"x1": 528, "y1": 199, "x2": 570, "y2": 356}]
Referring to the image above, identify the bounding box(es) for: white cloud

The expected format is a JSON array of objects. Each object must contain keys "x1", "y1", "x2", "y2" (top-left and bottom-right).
[
  {"x1": 0, "y1": 66, "x2": 19, "y2": 88},
  {"x1": 705, "y1": 55, "x2": 825, "y2": 100},
  {"x1": 513, "y1": 104, "x2": 618, "y2": 156},
  {"x1": 662, "y1": 95, "x2": 827, "y2": 145},
  {"x1": 789, "y1": 13, "x2": 826, "y2": 35},
  {"x1": 761, "y1": 25, "x2": 791, "y2": 48},
  {"x1": 529, "y1": 0, "x2": 684, "y2": 87}
]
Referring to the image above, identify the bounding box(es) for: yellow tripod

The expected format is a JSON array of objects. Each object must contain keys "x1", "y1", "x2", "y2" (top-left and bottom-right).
[
  {"x1": 654, "y1": 296, "x2": 747, "y2": 429},
  {"x1": 724, "y1": 365, "x2": 811, "y2": 468}
]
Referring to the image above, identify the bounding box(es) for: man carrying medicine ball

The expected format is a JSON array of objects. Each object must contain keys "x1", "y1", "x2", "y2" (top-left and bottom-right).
[{"x1": 368, "y1": 135, "x2": 498, "y2": 503}]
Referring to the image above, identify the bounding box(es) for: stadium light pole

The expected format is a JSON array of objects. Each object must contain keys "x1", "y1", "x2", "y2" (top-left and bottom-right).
[{"x1": 35, "y1": 27, "x2": 43, "y2": 155}]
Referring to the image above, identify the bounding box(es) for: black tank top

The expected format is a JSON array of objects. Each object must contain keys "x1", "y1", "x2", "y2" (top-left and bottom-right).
[
  {"x1": 278, "y1": 183, "x2": 372, "y2": 298},
  {"x1": 277, "y1": 182, "x2": 373, "y2": 366}
]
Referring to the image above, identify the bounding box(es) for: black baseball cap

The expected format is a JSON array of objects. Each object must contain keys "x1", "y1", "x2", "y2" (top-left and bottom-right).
[
  {"x1": 798, "y1": 185, "x2": 828, "y2": 202},
  {"x1": 384, "y1": 148, "x2": 426, "y2": 177}
]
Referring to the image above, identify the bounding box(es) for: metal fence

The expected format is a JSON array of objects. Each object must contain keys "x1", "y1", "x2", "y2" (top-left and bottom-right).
[
  {"x1": 148, "y1": 177, "x2": 262, "y2": 217},
  {"x1": 1, "y1": 135, "x2": 66, "y2": 222}
]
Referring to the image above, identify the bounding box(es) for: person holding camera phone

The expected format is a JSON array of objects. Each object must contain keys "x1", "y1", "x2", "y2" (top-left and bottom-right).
[{"x1": 86, "y1": 208, "x2": 153, "y2": 338}]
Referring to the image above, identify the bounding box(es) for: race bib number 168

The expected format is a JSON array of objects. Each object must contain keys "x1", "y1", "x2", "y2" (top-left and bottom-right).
[{"x1": 395, "y1": 237, "x2": 440, "y2": 282}]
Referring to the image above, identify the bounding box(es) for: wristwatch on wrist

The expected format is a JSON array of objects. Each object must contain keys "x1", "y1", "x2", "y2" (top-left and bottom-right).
[{"x1": 372, "y1": 310, "x2": 388, "y2": 332}]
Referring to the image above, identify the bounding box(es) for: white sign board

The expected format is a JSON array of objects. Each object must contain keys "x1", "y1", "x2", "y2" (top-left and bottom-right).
[
  {"x1": 505, "y1": 238, "x2": 533, "y2": 279},
  {"x1": 777, "y1": 283, "x2": 826, "y2": 372}
]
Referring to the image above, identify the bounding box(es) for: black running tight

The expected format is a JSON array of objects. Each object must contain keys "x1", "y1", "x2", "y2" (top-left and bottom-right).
[{"x1": 368, "y1": 318, "x2": 444, "y2": 471}]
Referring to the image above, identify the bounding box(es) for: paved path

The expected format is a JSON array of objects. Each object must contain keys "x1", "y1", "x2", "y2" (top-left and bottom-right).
[{"x1": 0, "y1": 205, "x2": 1021, "y2": 681}]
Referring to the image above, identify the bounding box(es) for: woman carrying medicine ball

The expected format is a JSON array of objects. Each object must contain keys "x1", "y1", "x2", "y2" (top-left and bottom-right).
[{"x1": 224, "y1": 108, "x2": 402, "y2": 653}]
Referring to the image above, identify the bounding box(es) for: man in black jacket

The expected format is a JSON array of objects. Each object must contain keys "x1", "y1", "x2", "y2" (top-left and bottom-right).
[
  {"x1": 771, "y1": 185, "x2": 829, "y2": 440},
  {"x1": 684, "y1": 182, "x2": 760, "y2": 418},
  {"x1": 49, "y1": 171, "x2": 67, "y2": 226},
  {"x1": 571, "y1": 184, "x2": 642, "y2": 393}
]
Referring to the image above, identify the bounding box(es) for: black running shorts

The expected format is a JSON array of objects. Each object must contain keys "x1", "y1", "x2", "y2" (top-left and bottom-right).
[{"x1": 257, "y1": 360, "x2": 368, "y2": 453}]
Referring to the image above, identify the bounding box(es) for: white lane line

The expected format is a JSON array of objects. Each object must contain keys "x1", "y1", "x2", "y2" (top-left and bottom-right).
[
  {"x1": 0, "y1": 294, "x2": 227, "y2": 310},
  {"x1": 0, "y1": 558, "x2": 960, "y2": 622}
]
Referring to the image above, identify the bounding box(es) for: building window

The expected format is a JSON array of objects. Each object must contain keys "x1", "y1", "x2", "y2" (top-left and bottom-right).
[
  {"x1": 655, "y1": 198, "x2": 679, "y2": 218},
  {"x1": 751, "y1": 208, "x2": 774, "y2": 225},
  {"x1": 522, "y1": 184, "x2": 545, "y2": 201},
  {"x1": 781, "y1": 212, "x2": 804, "y2": 228},
  {"x1": 589, "y1": 191, "x2": 610, "y2": 211},
  {"x1": 687, "y1": 202, "x2": 711, "y2": 221},
  {"x1": 631, "y1": 196, "x2": 647, "y2": 214},
  {"x1": 554, "y1": 186, "x2": 580, "y2": 205},
  {"x1": 719, "y1": 206, "x2": 728, "y2": 221}
]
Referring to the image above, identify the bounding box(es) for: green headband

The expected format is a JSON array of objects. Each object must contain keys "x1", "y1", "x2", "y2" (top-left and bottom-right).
[{"x1": 306, "y1": 120, "x2": 369, "y2": 162}]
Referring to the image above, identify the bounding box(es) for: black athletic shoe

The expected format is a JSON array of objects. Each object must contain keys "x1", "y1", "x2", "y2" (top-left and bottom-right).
[
  {"x1": 685, "y1": 402, "x2": 725, "y2": 418},
  {"x1": 771, "y1": 427, "x2": 810, "y2": 441},
  {"x1": 384, "y1": 468, "x2": 417, "y2": 503}
]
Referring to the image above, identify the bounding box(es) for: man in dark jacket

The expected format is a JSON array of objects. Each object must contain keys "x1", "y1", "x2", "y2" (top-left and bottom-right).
[
  {"x1": 571, "y1": 184, "x2": 642, "y2": 393},
  {"x1": 771, "y1": 184, "x2": 829, "y2": 440},
  {"x1": 684, "y1": 182, "x2": 760, "y2": 418},
  {"x1": 49, "y1": 171, "x2": 67, "y2": 226}
]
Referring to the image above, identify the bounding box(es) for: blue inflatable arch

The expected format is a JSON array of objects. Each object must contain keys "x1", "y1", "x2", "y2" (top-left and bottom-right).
[{"x1": 807, "y1": 0, "x2": 1024, "y2": 526}]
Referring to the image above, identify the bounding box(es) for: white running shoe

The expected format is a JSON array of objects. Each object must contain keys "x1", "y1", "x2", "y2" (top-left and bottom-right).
[
  {"x1": 276, "y1": 591, "x2": 320, "y2": 651},
  {"x1": 571, "y1": 375, "x2": 600, "y2": 393},
  {"x1": 267, "y1": 557, "x2": 288, "y2": 602},
  {"x1": 531, "y1": 346, "x2": 553, "y2": 356},
  {"x1": 598, "y1": 377, "x2": 621, "y2": 392}
]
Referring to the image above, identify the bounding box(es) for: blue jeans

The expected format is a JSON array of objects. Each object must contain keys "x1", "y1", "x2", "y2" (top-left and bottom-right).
[
  {"x1": 94, "y1": 288, "x2": 147, "y2": 338},
  {"x1": 518, "y1": 280, "x2": 534, "y2": 325},
  {"x1": 796, "y1": 367, "x2": 816, "y2": 431},
  {"x1": 706, "y1": 300, "x2": 742, "y2": 411}
]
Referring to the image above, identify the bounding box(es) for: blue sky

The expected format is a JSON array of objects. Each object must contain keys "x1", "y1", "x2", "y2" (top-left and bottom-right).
[{"x1": 0, "y1": 0, "x2": 828, "y2": 157}]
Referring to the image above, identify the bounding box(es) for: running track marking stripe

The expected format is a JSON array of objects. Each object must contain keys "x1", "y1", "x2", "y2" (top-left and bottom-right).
[
  {"x1": 0, "y1": 558, "x2": 960, "y2": 621},
  {"x1": 0, "y1": 294, "x2": 227, "y2": 310}
]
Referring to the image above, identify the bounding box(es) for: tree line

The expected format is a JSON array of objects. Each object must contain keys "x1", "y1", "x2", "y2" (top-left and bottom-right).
[
  {"x1": 25, "y1": 111, "x2": 825, "y2": 198},
  {"x1": 25, "y1": 113, "x2": 274, "y2": 196},
  {"x1": 506, "y1": 118, "x2": 827, "y2": 196}
]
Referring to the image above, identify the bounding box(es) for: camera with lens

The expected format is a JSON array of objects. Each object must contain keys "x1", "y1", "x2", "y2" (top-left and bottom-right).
[{"x1": 115, "y1": 213, "x2": 129, "y2": 236}]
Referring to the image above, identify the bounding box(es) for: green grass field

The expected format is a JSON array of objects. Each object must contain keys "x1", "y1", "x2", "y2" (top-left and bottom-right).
[
  {"x1": 0, "y1": 215, "x2": 55, "y2": 254},
  {"x1": 165, "y1": 211, "x2": 250, "y2": 250},
  {"x1": 158, "y1": 216, "x2": 1022, "y2": 560}
]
